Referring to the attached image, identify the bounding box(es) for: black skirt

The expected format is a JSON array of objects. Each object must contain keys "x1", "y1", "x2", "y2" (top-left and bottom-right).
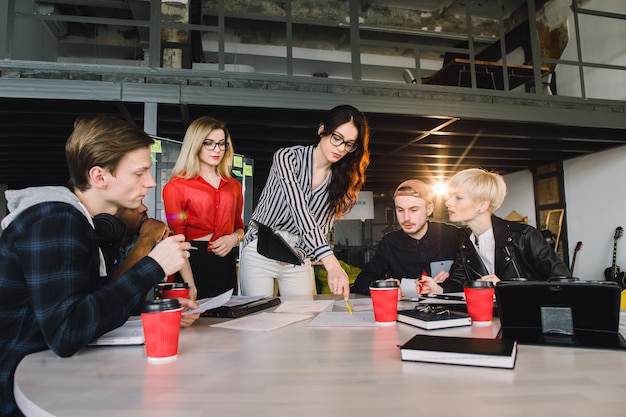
[{"x1": 175, "y1": 241, "x2": 237, "y2": 299}]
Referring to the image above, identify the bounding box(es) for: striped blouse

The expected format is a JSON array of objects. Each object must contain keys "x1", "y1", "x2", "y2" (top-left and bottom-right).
[{"x1": 243, "y1": 145, "x2": 334, "y2": 261}]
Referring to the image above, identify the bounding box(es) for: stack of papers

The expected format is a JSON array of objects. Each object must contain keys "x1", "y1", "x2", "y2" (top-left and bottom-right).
[{"x1": 89, "y1": 319, "x2": 144, "y2": 346}]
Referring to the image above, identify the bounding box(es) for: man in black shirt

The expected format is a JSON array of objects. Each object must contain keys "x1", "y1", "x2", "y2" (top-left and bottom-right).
[{"x1": 352, "y1": 180, "x2": 458, "y2": 296}]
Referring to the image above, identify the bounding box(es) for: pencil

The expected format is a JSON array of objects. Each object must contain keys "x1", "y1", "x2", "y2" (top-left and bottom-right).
[{"x1": 345, "y1": 299, "x2": 353, "y2": 315}]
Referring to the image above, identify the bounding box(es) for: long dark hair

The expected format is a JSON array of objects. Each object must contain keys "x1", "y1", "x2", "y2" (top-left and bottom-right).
[{"x1": 315, "y1": 105, "x2": 370, "y2": 217}]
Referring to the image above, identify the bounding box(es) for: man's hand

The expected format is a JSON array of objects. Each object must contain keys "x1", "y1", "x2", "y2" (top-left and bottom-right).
[{"x1": 149, "y1": 234, "x2": 192, "y2": 277}]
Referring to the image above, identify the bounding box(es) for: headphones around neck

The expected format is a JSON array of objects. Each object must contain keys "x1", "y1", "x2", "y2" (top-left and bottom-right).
[{"x1": 93, "y1": 213, "x2": 126, "y2": 245}]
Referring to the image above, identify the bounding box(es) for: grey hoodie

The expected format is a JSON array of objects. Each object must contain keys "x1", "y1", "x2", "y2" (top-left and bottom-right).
[{"x1": 2, "y1": 185, "x2": 107, "y2": 276}]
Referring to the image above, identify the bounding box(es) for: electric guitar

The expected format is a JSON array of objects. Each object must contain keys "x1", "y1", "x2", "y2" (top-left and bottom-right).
[
  {"x1": 604, "y1": 227, "x2": 625, "y2": 289},
  {"x1": 570, "y1": 241, "x2": 583, "y2": 275}
]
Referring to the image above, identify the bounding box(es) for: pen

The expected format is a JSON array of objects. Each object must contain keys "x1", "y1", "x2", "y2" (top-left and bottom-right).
[
  {"x1": 166, "y1": 230, "x2": 198, "y2": 250},
  {"x1": 345, "y1": 299, "x2": 353, "y2": 315},
  {"x1": 427, "y1": 294, "x2": 465, "y2": 301},
  {"x1": 419, "y1": 271, "x2": 427, "y2": 296}
]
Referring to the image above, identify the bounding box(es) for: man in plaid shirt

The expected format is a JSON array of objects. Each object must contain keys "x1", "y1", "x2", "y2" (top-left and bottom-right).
[{"x1": 0, "y1": 115, "x2": 195, "y2": 417}]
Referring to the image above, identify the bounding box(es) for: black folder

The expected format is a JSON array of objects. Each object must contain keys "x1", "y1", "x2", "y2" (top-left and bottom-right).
[
  {"x1": 251, "y1": 220, "x2": 304, "y2": 265},
  {"x1": 204, "y1": 296, "x2": 281, "y2": 318},
  {"x1": 495, "y1": 280, "x2": 626, "y2": 350}
]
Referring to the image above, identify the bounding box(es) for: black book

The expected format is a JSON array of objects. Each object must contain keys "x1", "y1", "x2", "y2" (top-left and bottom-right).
[
  {"x1": 252, "y1": 220, "x2": 304, "y2": 265},
  {"x1": 397, "y1": 308, "x2": 471, "y2": 330},
  {"x1": 400, "y1": 334, "x2": 517, "y2": 369}
]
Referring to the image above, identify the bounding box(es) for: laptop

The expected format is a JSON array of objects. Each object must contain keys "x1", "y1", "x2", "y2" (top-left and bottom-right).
[
  {"x1": 495, "y1": 280, "x2": 626, "y2": 350},
  {"x1": 251, "y1": 220, "x2": 304, "y2": 265}
]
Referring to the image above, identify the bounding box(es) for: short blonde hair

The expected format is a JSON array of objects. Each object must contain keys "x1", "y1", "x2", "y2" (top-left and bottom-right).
[
  {"x1": 172, "y1": 116, "x2": 234, "y2": 179},
  {"x1": 448, "y1": 168, "x2": 507, "y2": 212}
]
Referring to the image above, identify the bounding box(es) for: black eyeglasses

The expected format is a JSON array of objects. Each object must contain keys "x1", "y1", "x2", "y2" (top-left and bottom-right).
[
  {"x1": 202, "y1": 140, "x2": 228, "y2": 151},
  {"x1": 414, "y1": 305, "x2": 451, "y2": 315},
  {"x1": 329, "y1": 132, "x2": 358, "y2": 153}
]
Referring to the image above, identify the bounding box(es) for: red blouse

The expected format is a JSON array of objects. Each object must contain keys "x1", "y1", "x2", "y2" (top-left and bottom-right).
[{"x1": 162, "y1": 176, "x2": 244, "y2": 247}]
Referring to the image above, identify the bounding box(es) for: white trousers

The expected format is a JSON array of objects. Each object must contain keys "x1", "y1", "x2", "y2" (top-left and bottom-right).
[{"x1": 238, "y1": 232, "x2": 312, "y2": 297}]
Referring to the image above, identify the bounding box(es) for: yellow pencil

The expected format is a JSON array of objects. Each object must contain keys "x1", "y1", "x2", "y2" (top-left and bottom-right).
[{"x1": 345, "y1": 299, "x2": 353, "y2": 315}]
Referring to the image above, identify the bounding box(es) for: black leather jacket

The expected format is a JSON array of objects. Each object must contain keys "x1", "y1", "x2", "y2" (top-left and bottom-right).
[{"x1": 442, "y1": 215, "x2": 571, "y2": 292}]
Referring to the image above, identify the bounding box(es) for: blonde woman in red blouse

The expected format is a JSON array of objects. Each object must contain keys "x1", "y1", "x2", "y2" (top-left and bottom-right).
[{"x1": 163, "y1": 116, "x2": 245, "y2": 299}]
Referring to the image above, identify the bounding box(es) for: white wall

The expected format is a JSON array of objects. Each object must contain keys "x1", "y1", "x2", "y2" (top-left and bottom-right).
[
  {"x1": 499, "y1": 145, "x2": 626, "y2": 281},
  {"x1": 564, "y1": 145, "x2": 626, "y2": 280},
  {"x1": 496, "y1": 169, "x2": 537, "y2": 227},
  {"x1": 557, "y1": 0, "x2": 626, "y2": 100}
]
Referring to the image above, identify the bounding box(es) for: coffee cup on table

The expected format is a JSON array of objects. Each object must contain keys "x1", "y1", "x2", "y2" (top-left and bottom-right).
[
  {"x1": 369, "y1": 280, "x2": 400, "y2": 326},
  {"x1": 463, "y1": 280, "x2": 495, "y2": 325},
  {"x1": 140, "y1": 299, "x2": 183, "y2": 363},
  {"x1": 158, "y1": 282, "x2": 189, "y2": 299}
]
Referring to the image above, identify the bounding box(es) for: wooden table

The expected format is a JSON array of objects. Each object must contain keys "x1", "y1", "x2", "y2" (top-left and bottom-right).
[{"x1": 14, "y1": 298, "x2": 626, "y2": 417}]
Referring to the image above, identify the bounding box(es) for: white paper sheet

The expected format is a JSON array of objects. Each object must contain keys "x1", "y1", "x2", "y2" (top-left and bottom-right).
[
  {"x1": 210, "y1": 312, "x2": 312, "y2": 331},
  {"x1": 182, "y1": 289, "x2": 233, "y2": 315},
  {"x1": 89, "y1": 318, "x2": 144, "y2": 346},
  {"x1": 401, "y1": 278, "x2": 419, "y2": 298},
  {"x1": 273, "y1": 300, "x2": 334, "y2": 314},
  {"x1": 307, "y1": 311, "x2": 377, "y2": 327},
  {"x1": 332, "y1": 298, "x2": 373, "y2": 312}
]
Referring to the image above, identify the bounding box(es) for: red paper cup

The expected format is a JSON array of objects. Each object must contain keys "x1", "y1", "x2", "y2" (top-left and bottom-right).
[
  {"x1": 141, "y1": 299, "x2": 183, "y2": 363},
  {"x1": 369, "y1": 280, "x2": 399, "y2": 325},
  {"x1": 464, "y1": 281, "x2": 495, "y2": 325},
  {"x1": 158, "y1": 282, "x2": 189, "y2": 299}
]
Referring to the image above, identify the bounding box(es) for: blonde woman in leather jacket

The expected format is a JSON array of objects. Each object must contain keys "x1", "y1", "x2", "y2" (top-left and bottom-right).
[{"x1": 424, "y1": 168, "x2": 571, "y2": 294}]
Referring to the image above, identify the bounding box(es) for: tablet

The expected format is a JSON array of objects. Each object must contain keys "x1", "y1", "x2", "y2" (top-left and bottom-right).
[
  {"x1": 496, "y1": 280, "x2": 626, "y2": 350},
  {"x1": 252, "y1": 220, "x2": 304, "y2": 265}
]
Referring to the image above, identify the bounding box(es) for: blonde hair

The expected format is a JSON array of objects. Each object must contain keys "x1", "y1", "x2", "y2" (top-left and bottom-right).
[
  {"x1": 171, "y1": 116, "x2": 234, "y2": 179},
  {"x1": 448, "y1": 168, "x2": 507, "y2": 212}
]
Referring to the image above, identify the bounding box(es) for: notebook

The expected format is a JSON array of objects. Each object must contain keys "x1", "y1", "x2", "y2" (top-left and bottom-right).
[
  {"x1": 252, "y1": 220, "x2": 304, "y2": 265},
  {"x1": 400, "y1": 334, "x2": 517, "y2": 369},
  {"x1": 495, "y1": 280, "x2": 626, "y2": 350},
  {"x1": 204, "y1": 296, "x2": 282, "y2": 318}
]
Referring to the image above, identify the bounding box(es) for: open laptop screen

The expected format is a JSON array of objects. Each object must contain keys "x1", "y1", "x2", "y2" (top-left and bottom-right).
[{"x1": 495, "y1": 280, "x2": 626, "y2": 350}]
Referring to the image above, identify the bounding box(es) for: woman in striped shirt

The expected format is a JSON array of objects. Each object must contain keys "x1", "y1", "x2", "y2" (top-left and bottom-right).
[{"x1": 239, "y1": 105, "x2": 370, "y2": 298}]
